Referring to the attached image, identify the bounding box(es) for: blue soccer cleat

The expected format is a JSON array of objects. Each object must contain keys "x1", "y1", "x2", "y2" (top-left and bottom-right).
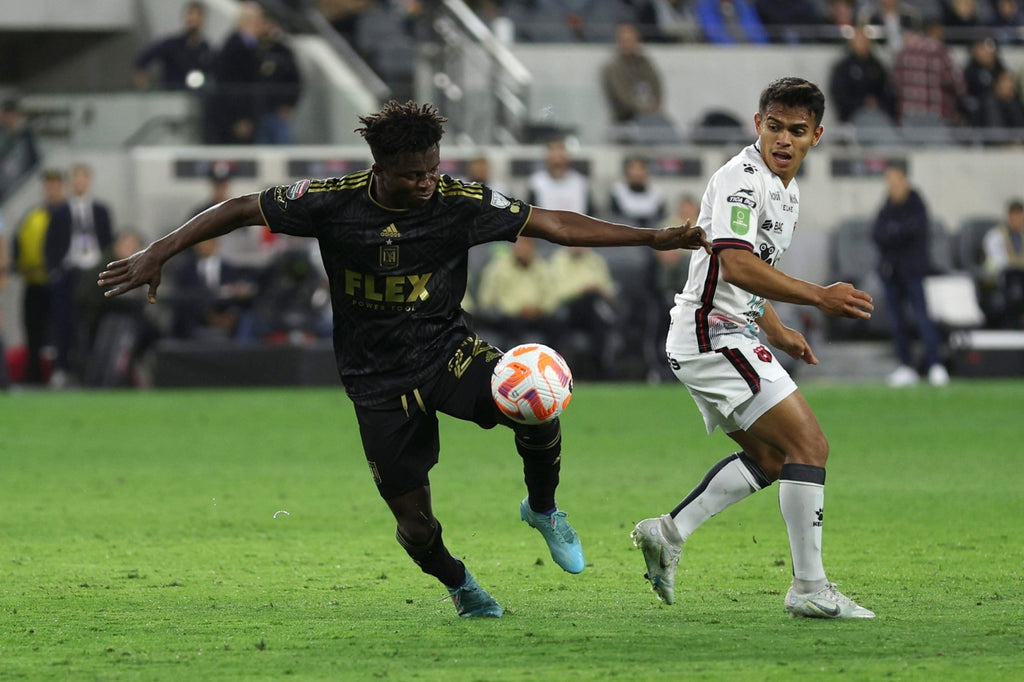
[
  {"x1": 448, "y1": 570, "x2": 504, "y2": 618},
  {"x1": 520, "y1": 498, "x2": 586, "y2": 574}
]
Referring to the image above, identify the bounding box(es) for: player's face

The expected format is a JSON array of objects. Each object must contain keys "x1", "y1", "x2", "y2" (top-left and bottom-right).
[
  {"x1": 754, "y1": 103, "x2": 822, "y2": 186},
  {"x1": 372, "y1": 145, "x2": 441, "y2": 211}
]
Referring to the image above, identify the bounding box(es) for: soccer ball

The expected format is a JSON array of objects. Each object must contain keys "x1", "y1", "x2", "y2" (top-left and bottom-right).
[{"x1": 491, "y1": 343, "x2": 573, "y2": 425}]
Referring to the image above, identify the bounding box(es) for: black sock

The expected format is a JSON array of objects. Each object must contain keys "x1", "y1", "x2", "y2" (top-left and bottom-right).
[
  {"x1": 515, "y1": 418, "x2": 561, "y2": 513},
  {"x1": 395, "y1": 520, "x2": 465, "y2": 589}
]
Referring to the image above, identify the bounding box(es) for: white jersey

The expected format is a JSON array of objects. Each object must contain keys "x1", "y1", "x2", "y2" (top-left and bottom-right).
[{"x1": 666, "y1": 143, "x2": 800, "y2": 356}]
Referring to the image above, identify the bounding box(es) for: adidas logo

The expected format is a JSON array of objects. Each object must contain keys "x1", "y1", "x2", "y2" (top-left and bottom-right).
[{"x1": 380, "y1": 224, "x2": 401, "y2": 239}]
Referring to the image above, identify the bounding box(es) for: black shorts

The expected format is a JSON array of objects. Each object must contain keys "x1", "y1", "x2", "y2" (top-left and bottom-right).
[{"x1": 353, "y1": 334, "x2": 506, "y2": 500}]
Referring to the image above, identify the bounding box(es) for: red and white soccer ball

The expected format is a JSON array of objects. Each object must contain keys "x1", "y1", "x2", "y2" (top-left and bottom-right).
[{"x1": 491, "y1": 343, "x2": 573, "y2": 425}]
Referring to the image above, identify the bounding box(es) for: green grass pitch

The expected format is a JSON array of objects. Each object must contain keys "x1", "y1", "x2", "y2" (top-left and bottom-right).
[{"x1": 2, "y1": 380, "x2": 1022, "y2": 681}]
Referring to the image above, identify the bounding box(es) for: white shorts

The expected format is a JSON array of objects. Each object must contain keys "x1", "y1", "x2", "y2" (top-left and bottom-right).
[{"x1": 668, "y1": 341, "x2": 797, "y2": 435}]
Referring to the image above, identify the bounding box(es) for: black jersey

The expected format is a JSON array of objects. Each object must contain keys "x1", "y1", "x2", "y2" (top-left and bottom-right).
[{"x1": 258, "y1": 171, "x2": 531, "y2": 405}]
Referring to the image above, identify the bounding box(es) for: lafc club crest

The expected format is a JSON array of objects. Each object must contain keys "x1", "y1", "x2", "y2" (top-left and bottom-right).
[{"x1": 379, "y1": 223, "x2": 401, "y2": 270}]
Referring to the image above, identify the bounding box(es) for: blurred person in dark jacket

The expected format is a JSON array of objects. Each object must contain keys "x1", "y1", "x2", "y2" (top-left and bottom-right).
[
  {"x1": 45, "y1": 163, "x2": 114, "y2": 387},
  {"x1": 870, "y1": 164, "x2": 947, "y2": 387},
  {"x1": 133, "y1": 1, "x2": 214, "y2": 91},
  {"x1": 829, "y1": 25, "x2": 897, "y2": 124}
]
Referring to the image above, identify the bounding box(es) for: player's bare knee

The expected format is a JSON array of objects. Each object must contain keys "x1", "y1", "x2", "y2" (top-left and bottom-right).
[{"x1": 791, "y1": 431, "x2": 829, "y2": 467}]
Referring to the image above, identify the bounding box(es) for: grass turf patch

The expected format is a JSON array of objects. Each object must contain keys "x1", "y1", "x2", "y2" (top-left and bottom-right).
[{"x1": 1, "y1": 381, "x2": 1022, "y2": 680}]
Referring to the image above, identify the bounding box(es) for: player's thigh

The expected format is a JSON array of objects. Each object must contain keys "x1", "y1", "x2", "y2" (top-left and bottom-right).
[
  {"x1": 352, "y1": 398, "x2": 441, "y2": 500},
  {"x1": 741, "y1": 389, "x2": 829, "y2": 467},
  {"x1": 434, "y1": 334, "x2": 506, "y2": 429}
]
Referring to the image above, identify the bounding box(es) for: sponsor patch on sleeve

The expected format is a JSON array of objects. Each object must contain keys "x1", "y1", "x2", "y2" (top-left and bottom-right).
[
  {"x1": 286, "y1": 178, "x2": 311, "y2": 200},
  {"x1": 490, "y1": 190, "x2": 511, "y2": 209},
  {"x1": 730, "y1": 206, "x2": 751, "y2": 235},
  {"x1": 726, "y1": 189, "x2": 757, "y2": 209}
]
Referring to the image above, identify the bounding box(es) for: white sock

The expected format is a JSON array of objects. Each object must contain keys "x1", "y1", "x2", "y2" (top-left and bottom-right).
[
  {"x1": 670, "y1": 454, "x2": 766, "y2": 542},
  {"x1": 779, "y1": 472, "x2": 828, "y2": 594}
]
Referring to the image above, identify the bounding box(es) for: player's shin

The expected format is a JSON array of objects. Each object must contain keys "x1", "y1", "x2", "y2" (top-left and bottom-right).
[
  {"x1": 396, "y1": 520, "x2": 465, "y2": 588},
  {"x1": 514, "y1": 418, "x2": 561, "y2": 513},
  {"x1": 668, "y1": 452, "x2": 769, "y2": 541},
  {"x1": 778, "y1": 463, "x2": 828, "y2": 594}
]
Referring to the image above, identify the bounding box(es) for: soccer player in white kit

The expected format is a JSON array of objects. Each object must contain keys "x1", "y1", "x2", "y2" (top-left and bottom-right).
[{"x1": 632, "y1": 78, "x2": 877, "y2": 618}]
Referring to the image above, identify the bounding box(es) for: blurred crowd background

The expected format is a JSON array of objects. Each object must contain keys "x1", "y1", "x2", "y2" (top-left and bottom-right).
[{"x1": 2, "y1": 0, "x2": 1023, "y2": 390}]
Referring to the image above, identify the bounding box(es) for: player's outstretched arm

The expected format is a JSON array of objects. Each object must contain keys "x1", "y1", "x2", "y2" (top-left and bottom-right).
[
  {"x1": 521, "y1": 207, "x2": 711, "y2": 253},
  {"x1": 719, "y1": 249, "x2": 873, "y2": 319},
  {"x1": 98, "y1": 194, "x2": 264, "y2": 303}
]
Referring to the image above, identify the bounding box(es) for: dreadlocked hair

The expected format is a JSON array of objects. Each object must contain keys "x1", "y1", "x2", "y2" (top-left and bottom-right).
[{"x1": 355, "y1": 100, "x2": 447, "y2": 166}]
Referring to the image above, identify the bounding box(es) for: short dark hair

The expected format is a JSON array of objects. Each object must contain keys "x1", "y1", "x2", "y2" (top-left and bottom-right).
[
  {"x1": 758, "y1": 77, "x2": 826, "y2": 127},
  {"x1": 355, "y1": 100, "x2": 447, "y2": 167},
  {"x1": 1009, "y1": 199, "x2": 1024, "y2": 213}
]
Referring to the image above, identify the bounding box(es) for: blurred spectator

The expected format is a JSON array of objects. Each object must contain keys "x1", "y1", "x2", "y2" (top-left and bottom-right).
[
  {"x1": 962, "y1": 36, "x2": 1006, "y2": 126},
  {"x1": 549, "y1": 246, "x2": 619, "y2": 379},
  {"x1": 353, "y1": 0, "x2": 430, "y2": 101},
  {"x1": 249, "y1": 247, "x2": 330, "y2": 343},
  {"x1": 75, "y1": 230, "x2": 161, "y2": 387},
  {"x1": 645, "y1": 193, "x2": 698, "y2": 382},
  {"x1": 694, "y1": 0, "x2": 769, "y2": 43},
  {"x1": 754, "y1": 0, "x2": 827, "y2": 43},
  {"x1": 606, "y1": 154, "x2": 666, "y2": 379},
  {"x1": 45, "y1": 163, "x2": 114, "y2": 388},
  {"x1": 208, "y1": 1, "x2": 265, "y2": 144},
  {"x1": 464, "y1": 153, "x2": 509, "y2": 195},
  {"x1": 870, "y1": 164, "x2": 948, "y2": 387},
  {"x1": 319, "y1": 0, "x2": 374, "y2": 45},
  {"x1": 10, "y1": 169, "x2": 64, "y2": 384},
  {"x1": 504, "y1": 0, "x2": 631, "y2": 42},
  {"x1": 0, "y1": 98, "x2": 41, "y2": 203},
  {"x1": 991, "y1": 0, "x2": 1024, "y2": 44},
  {"x1": 602, "y1": 23, "x2": 679, "y2": 142},
  {"x1": 526, "y1": 139, "x2": 595, "y2": 215},
  {"x1": 608, "y1": 155, "x2": 667, "y2": 228},
  {"x1": 168, "y1": 237, "x2": 258, "y2": 341},
  {"x1": 941, "y1": 0, "x2": 993, "y2": 44},
  {"x1": 980, "y1": 69, "x2": 1024, "y2": 132},
  {"x1": 891, "y1": 19, "x2": 967, "y2": 128},
  {"x1": 468, "y1": 0, "x2": 517, "y2": 43},
  {"x1": 632, "y1": 0, "x2": 701, "y2": 43},
  {"x1": 0, "y1": 208, "x2": 7, "y2": 390},
  {"x1": 824, "y1": 0, "x2": 857, "y2": 32},
  {"x1": 857, "y1": 0, "x2": 922, "y2": 53},
  {"x1": 981, "y1": 198, "x2": 1024, "y2": 326},
  {"x1": 465, "y1": 154, "x2": 492, "y2": 185},
  {"x1": 133, "y1": 1, "x2": 214, "y2": 91},
  {"x1": 475, "y1": 237, "x2": 561, "y2": 349},
  {"x1": 254, "y1": 13, "x2": 303, "y2": 144},
  {"x1": 829, "y1": 25, "x2": 897, "y2": 123},
  {"x1": 188, "y1": 161, "x2": 234, "y2": 220},
  {"x1": 602, "y1": 22, "x2": 664, "y2": 123}
]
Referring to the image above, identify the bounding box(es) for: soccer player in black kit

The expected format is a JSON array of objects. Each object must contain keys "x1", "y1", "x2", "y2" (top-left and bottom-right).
[{"x1": 99, "y1": 101, "x2": 710, "y2": 618}]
